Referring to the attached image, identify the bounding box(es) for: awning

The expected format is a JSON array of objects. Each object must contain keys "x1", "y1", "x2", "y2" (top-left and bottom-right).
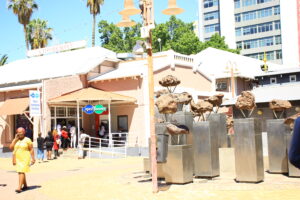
[
  {"x1": 0, "y1": 98, "x2": 29, "y2": 115},
  {"x1": 48, "y1": 87, "x2": 136, "y2": 103}
]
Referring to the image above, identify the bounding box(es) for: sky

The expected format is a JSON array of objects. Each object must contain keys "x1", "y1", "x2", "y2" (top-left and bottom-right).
[{"x1": 0, "y1": 0, "x2": 199, "y2": 63}]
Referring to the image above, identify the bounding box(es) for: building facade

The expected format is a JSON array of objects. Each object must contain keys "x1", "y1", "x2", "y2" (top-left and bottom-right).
[{"x1": 198, "y1": 0, "x2": 300, "y2": 67}]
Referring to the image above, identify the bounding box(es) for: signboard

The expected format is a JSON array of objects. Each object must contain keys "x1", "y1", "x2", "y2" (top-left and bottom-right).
[
  {"x1": 82, "y1": 104, "x2": 107, "y2": 115},
  {"x1": 27, "y1": 40, "x2": 87, "y2": 57},
  {"x1": 94, "y1": 105, "x2": 107, "y2": 114},
  {"x1": 82, "y1": 105, "x2": 94, "y2": 114},
  {"x1": 29, "y1": 90, "x2": 41, "y2": 116}
]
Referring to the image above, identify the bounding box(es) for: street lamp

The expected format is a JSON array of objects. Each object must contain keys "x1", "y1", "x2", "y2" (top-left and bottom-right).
[
  {"x1": 118, "y1": 0, "x2": 184, "y2": 193},
  {"x1": 157, "y1": 38, "x2": 162, "y2": 52}
]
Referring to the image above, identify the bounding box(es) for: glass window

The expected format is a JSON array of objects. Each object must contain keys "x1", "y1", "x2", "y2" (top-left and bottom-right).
[
  {"x1": 270, "y1": 77, "x2": 277, "y2": 84},
  {"x1": 236, "y1": 41, "x2": 242, "y2": 49},
  {"x1": 235, "y1": 28, "x2": 242, "y2": 37},
  {"x1": 51, "y1": 107, "x2": 55, "y2": 117},
  {"x1": 204, "y1": 0, "x2": 219, "y2": 8},
  {"x1": 257, "y1": 7, "x2": 272, "y2": 18},
  {"x1": 242, "y1": 0, "x2": 256, "y2": 7},
  {"x1": 204, "y1": 37, "x2": 211, "y2": 41},
  {"x1": 274, "y1": 21, "x2": 281, "y2": 30},
  {"x1": 258, "y1": 37, "x2": 273, "y2": 47},
  {"x1": 234, "y1": 0, "x2": 241, "y2": 8},
  {"x1": 205, "y1": 23, "x2": 220, "y2": 33},
  {"x1": 56, "y1": 107, "x2": 66, "y2": 117},
  {"x1": 257, "y1": 0, "x2": 273, "y2": 4},
  {"x1": 235, "y1": 14, "x2": 241, "y2": 22},
  {"x1": 276, "y1": 50, "x2": 282, "y2": 59},
  {"x1": 275, "y1": 35, "x2": 281, "y2": 45},
  {"x1": 274, "y1": 6, "x2": 280, "y2": 15},
  {"x1": 290, "y1": 75, "x2": 297, "y2": 82},
  {"x1": 216, "y1": 82, "x2": 227, "y2": 91},
  {"x1": 257, "y1": 22, "x2": 273, "y2": 33},
  {"x1": 243, "y1": 11, "x2": 256, "y2": 21},
  {"x1": 117, "y1": 115, "x2": 128, "y2": 132},
  {"x1": 244, "y1": 39, "x2": 258, "y2": 49},
  {"x1": 204, "y1": 11, "x2": 219, "y2": 21},
  {"x1": 243, "y1": 25, "x2": 257, "y2": 35},
  {"x1": 68, "y1": 107, "x2": 77, "y2": 117},
  {"x1": 267, "y1": 51, "x2": 275, "y2": 60}
]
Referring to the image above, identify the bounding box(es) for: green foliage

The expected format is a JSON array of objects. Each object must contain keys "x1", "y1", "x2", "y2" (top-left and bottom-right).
[
  {"x1": 98, "y1": 16, "x2": 239, "y2": 55},
  {"x1": 27, "y1": 19, "x2": 53, "y2": 50},
  {"x1": 0, "y1": 55, "x2": 8, "y2": 66}
]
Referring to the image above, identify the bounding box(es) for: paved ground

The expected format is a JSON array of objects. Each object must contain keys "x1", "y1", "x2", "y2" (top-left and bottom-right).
[{"x1": 1, "y1": 154, "x2": 300, "y2": 200}]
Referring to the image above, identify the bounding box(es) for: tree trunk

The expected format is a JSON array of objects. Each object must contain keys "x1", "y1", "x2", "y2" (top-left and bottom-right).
[
  {"x1": 23, "y1": 24, "x2": 29, "y2": 52},
  {"x1": 92, "y1": 14, "x2": 96, "y2": 47}
]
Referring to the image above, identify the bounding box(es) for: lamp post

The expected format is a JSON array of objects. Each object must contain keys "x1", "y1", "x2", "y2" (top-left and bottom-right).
[
  {"x1": 117, "y1": 0, "x2": 184, "y2": 193},
  {"x1": 225, "y1": 61, "x2": 239, "y2": 98},
  {"x1": 158, "y1": 38, "x2": 162, "y2": 52}
]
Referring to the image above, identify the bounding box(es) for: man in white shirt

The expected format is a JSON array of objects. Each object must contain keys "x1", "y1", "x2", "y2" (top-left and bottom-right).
[{"x1": 78, "y1": 129, "x2": 89, "y2": 159}]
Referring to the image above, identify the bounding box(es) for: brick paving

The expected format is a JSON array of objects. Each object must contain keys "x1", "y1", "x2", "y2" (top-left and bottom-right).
[{"x1": 1, "y1": 155, "x2": 300, "y2": 200}]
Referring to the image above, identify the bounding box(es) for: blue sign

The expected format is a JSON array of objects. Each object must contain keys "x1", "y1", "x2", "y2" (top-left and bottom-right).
[
  {"x1": 30, "y1": 92, "x2": 40, "y2": 98},
  {"x1": 29, "y1": 90, "x2": 41, "y2": 116},
  {"x1": 82, "y1": 104, "x2": 94, "y2": 114}
]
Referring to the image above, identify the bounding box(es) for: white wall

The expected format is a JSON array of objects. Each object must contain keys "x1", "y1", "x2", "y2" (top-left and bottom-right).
[
  {"x1": 281, "y1": 0, "x2": 300, "y2": 67},
  {"x1": 198, "y1": 0, "x2": 205, "y2": 42},
  {"x1": 219, "y1": 0, "x2": 236, "y2": 49}
]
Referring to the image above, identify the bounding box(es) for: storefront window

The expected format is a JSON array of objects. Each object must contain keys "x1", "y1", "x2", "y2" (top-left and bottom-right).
[
  {"x1": 118, "y1": 115, "x2": 128, "y2": 132},
  {"x1": 56, "y1": 107, "x2": 66, "y2": 117},
  {"x1": 68, "y1": 107, "x2": 77, "y2": 117},
  {"x1": 51, "y1": 107, "x2": 55, "y2": 117}
]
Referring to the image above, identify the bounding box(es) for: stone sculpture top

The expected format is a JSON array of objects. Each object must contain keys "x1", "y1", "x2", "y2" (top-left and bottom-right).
[
  {"x1": 166, "y1": 124, "x2": 189, "y2": 135},
  {"x1": 159, "y1": 75, "x2": 181, "y2": 87},
  {"x1": 208, "y1": 94, "x2": 224, "y2": 107},
  {"x1": 269, "y1": 99, "x2": 292, "y2": 111},
  {"x1": 235, "y1": 91, "x2": 256, "y2": 111}
]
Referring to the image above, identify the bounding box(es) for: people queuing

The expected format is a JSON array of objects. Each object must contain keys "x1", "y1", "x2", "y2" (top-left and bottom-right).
[
  {"x1": 36, "y1": 133, "x2": 45, "y2": 163},
  {"x1": 9, "y1": 127, "x2": 35, "y2": 193},
  {"x1": 52, "y1": 129, "x2": 60, "y2": 159},
  {"x1": 61, "y1": 126, "x2": 70, "y2": 150}
]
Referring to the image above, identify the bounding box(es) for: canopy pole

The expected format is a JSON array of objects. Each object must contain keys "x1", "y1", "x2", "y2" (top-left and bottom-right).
[
  {"x1": 77, "y1": 100, "x2": 80, "y2": 148},
  {"x1": 108, "y1": 100, "x2": 112, "y2": 146}
]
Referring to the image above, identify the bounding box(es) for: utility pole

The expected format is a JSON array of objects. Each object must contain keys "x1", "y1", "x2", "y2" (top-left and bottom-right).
[{"x1": 142, "y1": 0, "x2": 158, "y2": 193}]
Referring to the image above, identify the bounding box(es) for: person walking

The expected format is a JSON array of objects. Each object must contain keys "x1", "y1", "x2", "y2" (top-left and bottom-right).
[
  {"x1": 52, "y1": 129, "x2": 60, "y2": 159},
  {"x1": 44, "y1": 131, "x2": 54, "y2": 160},
  {"x1": 289, "y1": 117, "x2": 300, "y2": 169},
  {"x1": 78, "y1": 129, "x2": 89, "y2": 159},
  {"x1": 36, "y1": 133, "x2": 45, "y2": 163},
  {"x1": 70, "y1": 125, "x2": 76, "y2": 148},
  {"x1": 61, "y1": 126, "x2": 69, "y2": 150},
  {"x1": 9, "y1": 127, "x2": 35, "y2": 193}
]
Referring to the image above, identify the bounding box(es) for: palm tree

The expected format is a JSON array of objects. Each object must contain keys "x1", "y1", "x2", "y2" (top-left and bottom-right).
[
  {"x1": 87, "y1": 0, "x2": 104, "y2": 47},
  {"x1": 8, "y1": 0, "x2": 38, "y2": 51},
  {"x1": 0, "y1": 55, "x2": 8, "y2": 66},
  {"x1": 27, "y1": 19, "x2": 53, "y2": 50}
]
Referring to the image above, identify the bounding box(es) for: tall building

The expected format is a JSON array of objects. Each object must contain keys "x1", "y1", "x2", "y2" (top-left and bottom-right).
[{"x1": 198, "y1": 0, "x2": 300, "y2": 67}]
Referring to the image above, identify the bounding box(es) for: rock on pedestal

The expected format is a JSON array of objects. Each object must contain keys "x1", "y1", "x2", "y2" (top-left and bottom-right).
[
  {"x1": 193, "y1": 121, "x2": 220, "y2": 178},
  {"x1": 164, "y1": 145, "x2": 194, "y2": 184},
  {"x1": 170, "y1": 111, "x2": 194, "y2": 145},
  {"x1": 287, "y1": 132, "x2": 300, "y2": 177},
  {"x1": 234, "y1": 118, "x2": 264, "y2": 183},
  {"x1": 266, "y1": 119, "x2": 289, "y2": 173},
  {"x1": 208, "y1": 113, "x2": 228, "y2": 148}
]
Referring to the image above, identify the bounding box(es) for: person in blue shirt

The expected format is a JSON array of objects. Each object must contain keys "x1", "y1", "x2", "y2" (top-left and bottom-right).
[{"x1": 289, "y1": 117, "x2": 300, "y2": 169}]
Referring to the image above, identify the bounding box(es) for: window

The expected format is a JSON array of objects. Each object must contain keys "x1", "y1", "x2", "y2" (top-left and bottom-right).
[
  {"x1": 257, "y1": 7, "x2": 272, "y2": 18},
  {"x1": 235, "y1": 14, "x2": 241, "y2": 22},
  {"x1": 117, "y1": 115, "x2": 128, "y2": 132},
  {"x1": 242, "y1": 0, "x2": 256, "y2": 7},
  {"x1": 204, "y1": 0, "x2": 218, "y2": 8},
  {"x1": 274, "y1": 6, "x2": 280, "y2": 15},
  {"x1": 266, "y1": 51, "x2": 275, "y2": 60},
  {"x1": 258, "y1": 37, "x2": 273, "y2": 47},
  {"x1": 236, "y1": 41, "x2": 242, "y2": 49},
  {"x1": 270, "y1": 77, "x2": 277, "y2": 84},
  {"x1": 290, "y1": 75, "x2": 297, "y2": 82},
  {"x1": 244, "y1": 39, "x2": 258, "y2": 49},
  {"x1": 205, "y1": 23, "x2": 220, "y2": 33},
  {"x1": 235, "y1": 28, "x2": 242, "y2": 37},
  {"x1": 234, "y1": 0, "x2": 241, "y2": 8},
  {"x1": 216, "y1": 82, "x2": 227, "y2": 91},
  {"x1": 56, "y1": 107, "x2": 66, "y2": 117},
  {"x1": 257, "y1": 0, "x2": 273, "y2": 4},
  {"x1": 276, "y1": 50, "x2": 282, "y2": 59},
  {"x1": 204, "y1": 11, "x2": 219, "y2": 21},
  {"x1": 243, "y1": 25, "x2": 257, "y2": 35},
  {"x1": 274, "y1": 21, "x2": 281, "y2": 30},
  {"x1": 257, "y1": 22, "x2": 273, "y2": 33},
  {"x1": 68, "y1": 107, "x2": 77, "y2": 117},
  {"x1": 275, "y1": 35, "x2": 281, "y2": 45},
  {"x1": 51, "y1": 107, "x2": 55, "y2": 117},
  {"x1": 243, "y1": 11, "x2": 256, "y2": 21},
  {"x1": 204, "y1": 37, "x2": 211, "y2": 41}
]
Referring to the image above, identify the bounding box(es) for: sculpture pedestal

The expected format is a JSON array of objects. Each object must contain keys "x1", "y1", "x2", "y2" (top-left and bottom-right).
[
  {"x1": 234, "y1": 118, "x2": 264, "y2": 183},
  {"x1": 171, "y1": 111, "x2": 194, "y2": 145},
  {"x1": 208, "y1": 113, "x2": 228, "y2": 148},
  {"x1": 193, "y1": 121, "x2": 220, "y2": 178},
  {"x1": 164, "y1": 145, "x2": 194, "y2": 184},
  {"x1": 287, "y1": 133, "x2": 300, "y2": 177},
  {"x1": 155, "y1": 123, "x2": 169, "y2": 163},
  {"x1": 266, "y1": 119, "x2": 289, "y2": 173}
]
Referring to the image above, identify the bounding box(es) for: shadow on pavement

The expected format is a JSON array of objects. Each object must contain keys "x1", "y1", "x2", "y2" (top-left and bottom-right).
[
  {"x1": 0, "y1": 184, "x2": 7, "y2": 187},
  {"x1": 25, "y1": 185, "x2": 42, "y2": 191}
]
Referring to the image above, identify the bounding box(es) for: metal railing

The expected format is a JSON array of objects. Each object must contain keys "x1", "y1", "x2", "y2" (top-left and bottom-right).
[{"x1": 83, "y1": 136, "x2": 127, "y2": 159}]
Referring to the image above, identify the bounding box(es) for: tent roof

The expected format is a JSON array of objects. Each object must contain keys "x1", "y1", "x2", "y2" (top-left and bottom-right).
[{"x1": 48, "y1": 87, "x2": 136, "y2": 103}]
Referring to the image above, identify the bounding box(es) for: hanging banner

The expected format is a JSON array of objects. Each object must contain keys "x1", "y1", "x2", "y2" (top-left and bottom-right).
[
  {"x1": 82, "y1": 104, "x2": 107, "y2": 115},
  {"x1": 82, "y1": 104, "x2": 94, "y2": 114},
  {"x1": 29, "y1": 90, "x2": 41, "y2": 116},
  {"x1": 94, "y1": 105, "x2": 107, "y2": 114}
]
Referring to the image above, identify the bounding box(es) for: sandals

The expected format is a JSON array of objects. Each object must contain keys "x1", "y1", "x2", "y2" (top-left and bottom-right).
[{"x1": 15, "y1": 189, "x2": 22, "y2": 193}]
